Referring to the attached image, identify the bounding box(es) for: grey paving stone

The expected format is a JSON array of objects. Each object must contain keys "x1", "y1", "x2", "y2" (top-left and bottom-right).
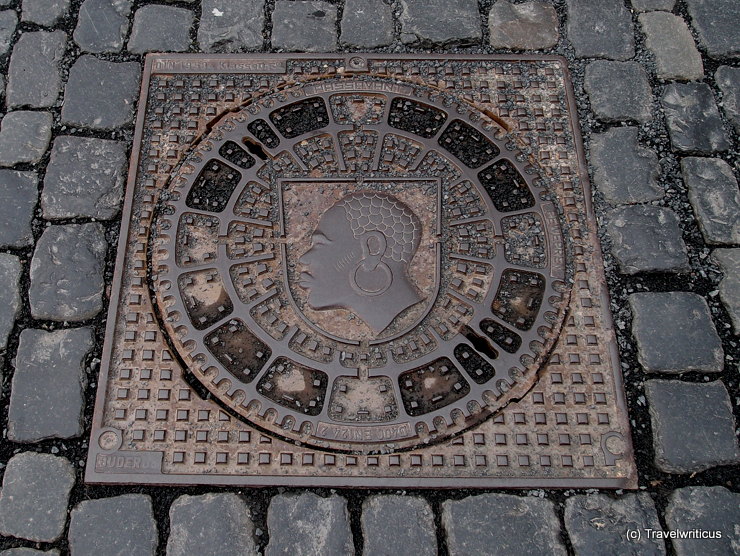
[
  {"x1": 128, "y1": 5, "x2": 193, "y2": 54},
  {"x1": 22, "y1": 0, "x2": 70, "y2": 26},
  {"x1": 666, "y1": 487, "x2": 740, "y2": 556},
  {"x1": 0, "y1": 111, "x2": 53, "y2": 166},
  {"x1": 681, "y1": 157, "x2": 740, "y2": 245},
  {"x1": 590, "y1": 128, "x2": 661, "y2": 204},
  {"x1": 29, "y1": 223, "x2": 107, "y2": 321},
  {"x1": 566, "y1": 0, "x2": 635, "y2": 60},
  {"x1": 488, "y1": 1, "x2": 559, "y2": 50},
  {"x1": 0, "y1": 453, "x2": 75, "y2": 543},
  {"x1": 69, "y1": 495, "x2": 158, "y2": 556},
  {"x1": 272, "y1": 1, "x2": 337, "y2": 52},
  {"x1": 630, "y1": 0, "x2": 674, "y2": 10},
  {"x1": 61, "y1": 55, "x2": 141, "y2": 130},
  {"x1": 684, "y1": 0, "x2": 740, "y2": 59},
  {"x1": 443, "y1": 494, "x2": 566, "y2": 556},
  {"x1": 565, "y1": 493, "x2": 665, "y2": 556},
  {"x1": 265, "y1": 493, "x2": 354, "y2": 556},
  {"x1": 340, "y1": 0, "x2": 394, "y2": 49},
  {"x1": 1, "y1": 549, "x2": 60, "y2": 555},
  {"x1": 629, "y1": 292, "x2": 724, "y2": 373},
  {"x1": 73, "y1": 0, "x2": 131, "y2": 53},
  {"x1": 712, "y1": 248, "x2": 740, "y2": 335},
  {"x1": 6, "y1": 31, "x2": 67, "y2": 109},
  {"x1": 198, "y1": 0, "x2": 264, "y2": 52},
  {"x1": 584, "y1": 61, "x2": 652, "y2": 123},
  {"x1": 0, "y1": 170, "x2": 37, "y2": 248},
  {"x1": 0, "y1": 253, "x2": 21, "y2": 351},
  {"x1": 42, "y1": 136, "x2": 127, "y2": 220},
  {"x1": 399, "y1": 0, "x2": 482, "y2": 46},
  {"x1": 646, "y1": 380, "x2": 738, "y2": 473},
  {"x1": 362, "y1": 496, "x2": 436, "y2": 556},
  {"x1": 606, "y1": 206, "x2": 689, "y2": 274},
  {"x1": 167, "y1": 493, "x2": 256, "y2": 556},
  {"x1": 0, "y1": 10, "x2": 17, "y2": 56},
  {"x1": 661, "y1": 83, "x2": 729, "y2": 154},
  {"x1": 8, "y1": 327, "x2": 93, "y2": 441},
  {"x1": 639, "y1": 12, "x2": 703, "y2": 81},
  {"x1": 715, "y1": 66, "x2": 740, "y2": 133}
]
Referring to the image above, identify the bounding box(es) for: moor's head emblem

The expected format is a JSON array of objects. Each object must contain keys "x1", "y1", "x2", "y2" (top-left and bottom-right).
[{"x1": 299, "y1": 191, "x2": 424, "y2": 334}]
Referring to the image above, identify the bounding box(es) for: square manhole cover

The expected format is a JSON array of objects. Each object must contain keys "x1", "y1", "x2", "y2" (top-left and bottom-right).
[{"x1": 86, "y1": 54, "x2": 637, "y2": 488}]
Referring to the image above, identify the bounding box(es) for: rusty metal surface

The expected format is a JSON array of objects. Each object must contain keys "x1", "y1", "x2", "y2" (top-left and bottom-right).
[{"x1": 86, "y1": 54, "x2": 637, "y2": 488}]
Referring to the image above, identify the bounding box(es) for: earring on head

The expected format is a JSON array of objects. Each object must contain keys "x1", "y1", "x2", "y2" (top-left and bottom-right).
[{"x1": 350, "y1": 231, "x2": 392, "y2": 296}]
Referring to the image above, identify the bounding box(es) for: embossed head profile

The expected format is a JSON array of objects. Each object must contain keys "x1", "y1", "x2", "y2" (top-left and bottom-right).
[{"x1": 299, "y1": 191, "x2": 425, "y2": 334}]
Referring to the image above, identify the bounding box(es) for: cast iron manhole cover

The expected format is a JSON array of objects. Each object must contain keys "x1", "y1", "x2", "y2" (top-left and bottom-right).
[{"x1": 87, "y1": 54, "x2": 637, "y2": 488}]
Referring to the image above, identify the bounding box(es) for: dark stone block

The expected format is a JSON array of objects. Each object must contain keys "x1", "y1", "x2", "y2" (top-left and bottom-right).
[
  {"x1": 488, "y1": 1, "x2": 559, "y2": 50},
  {"x1": 0, "y1": 111, "x2": 53, "y2": 166},
  {"x1": 197, "y1": 0, "x2": 264, "y2": 52},
  {"x1": 639, "y1": 12, "x2": 703, "y2": 81},
  {"x1": 0, "y1": 453, "x2": 75, "y2": 543},
  {"x1": 715, "y1": 66, "x2": 740, "y2": 133},
  {"x1": 629, "y1": 292, "x2": 724, "y2": 373},
  {"x1": 712, "y1": 248, "x2": 740, "y2": 335},
  {"x1": 128, "y1": 5, "x2": 193, "y2": 54},
  {"x1": 61, "y1": 55, "x2": 141, "y2": 130},
  {"x1": 646, "y1": 381, "x2": 738, "y2": 473},
  {"x1": 584, "y1": 61, "x2": 652, "y2": 123},
  {"x1": 399, "y1": 0, "x2": 482, "y2": 46},
  {"x1": 606, "y1": 206, "x2": 689, "y2": 274},
  {"x1": 73, "y1": 0, "x2": 131, "y2": 53},
  {"x1": 566, "y1": 0, "x2": 634, "y2": 60},
  {"x1": 6, "y1": 31, "x2": 67, "y2": 109},
  {"x1": 29, "y1": 223, "x2": 107, "y2": 321},
  {"x1": 21, "y1": 0, "x2": 70, "y2": 26},
  {"x1": 272, "y1": 1, "x2": 337, "y2": 52},
  {"x1": 443, "y1": 494, "x2": 566, "y2": 556},
  {"x1": 0, "y1": 10, "x2": 17, "y2": 56},
  {"x1": 565, "y1": 493, "x2": 665, "y2": 556},
  {"x1": 684, "y1": 0, "x2": 740, "y2": 58},
  {"x1": 265, "y1": 493, "x2": 354, "y2": 556},
  {"x1": 69, "y1": 495, "x2": 158, "y2": 555},
  {"x1": 662, "y1": 83, "x2": 730, "y2": 154},
  {"x1": 681, "y1": 157, "x2": 740, "y2": 245},
  {"x1": 42, "y1": 136, "x2": 127, "y2": 220},
  {"x1": 0, "y1": 253, "x2": 21, "y2": 351},
  {"x1": 167, "y1": 494, "x2": 256, "y2": 555},
  {"x1": 0, "y1": 170, "x2": 37, "y2": 248},
  {"x1": 362, "y1": 496, "x2": 436, "y2": 556},
  {"x1": 630, "y1": 0, "x2": 674, "y2": 10},
  {"x1": 341, "y1": 0, "x2": 394, "y2": 48}
]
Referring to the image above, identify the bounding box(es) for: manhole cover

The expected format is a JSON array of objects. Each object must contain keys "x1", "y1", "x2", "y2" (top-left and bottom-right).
[{"x1": 87, "y1": 54, "x2": 637, "y2": 488}]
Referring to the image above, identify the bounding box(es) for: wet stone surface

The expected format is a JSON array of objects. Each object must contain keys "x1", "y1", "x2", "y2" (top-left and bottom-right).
[
  {"x1": 606, "y1": 206, "x2": 689, "y2": 274},
  {"x1": 167, "y1": 494, "x2": 257, "y2": 556},
  {"x1": 61, "y1": 55, "x2": 141, "y2": 130},
  {"x1": 564, "y1": 493, "x2": 665, "y2": 556},
  {"x1": 683, "y1": 0, "x2": 740, "y2": 59},
  {"x1": 6, "y1": 31, "x2": 67, "y2": 109},
  {"x1": 681, "y1": 157, "x2": 740, "y2": 245},
  {"x1": 584, "y1": 61, "x2": 652, "y2": 123},
  {"x1": 340, "y1": 0, "x2": 394, "y2": 49},
  {"x1": 21, "y1": 0, "x2": 70, "y2": 26},
  {"x1": 8, "y1": 327, "x2": 93, "y2": 442},
  {"x1": 0, "y1": 111, "x2": 53, "y2": 166},
  {"x1": 589, "y1": 127, "x2": 662, "y2": 204},
  {"x1": 712, "y1": 248, "x2": 740, "y2": 334},
  {"x1": 128, "y1": 5, "x2": 193, "y2": 54},
  {"x1": 566, "y1": 0, "x2": 634, "y2": 60},
  {"x1": 272, "y1": 1, "x2": 337, "y2": 52},
  {"x1": 362, "y1": 496, "x2": 436, "y2": 556},
  {"x1": 661, "y1": 83, "x2": 730, "y2": 154},
  {"x1": 487, "y1": 0, "x2": 559, "y2": 50},
  {"x1": 266, "y1": 494, "x2": 354, "y2": 556},
  {"x1": 73, "y1": 0, "x2": 131, "y2": 53},
  {"x1": 665, "y1": 487, "x2": 740, "y2": 556},
  {"x1": 0, "y1": 170, "x2": 37, "y2": 248},
  {"x1": 399, "y1": 0, "x2": 482, "y2": 46},
  {"x1": 0, "y1": 453, "x2": 75, "y2": 543},
  {"x1": 0, "y1": 253, "x2": 21, "y2": 351},
  {"x1": 645, "y1": 380, "x2": 738, "y2": 473},
  {"x1": 42, "y1": 136, "x2": 127, "y2": 220},
  {"x1": 715, "y1": 66, "x2": 740, "y2": 133},
  {"x1": 198, "y1": 0, "x2": 264, "y2": 52},
  {"x1": 29, "y1": 223, "x2": 107, "y2": 321},
  {"x1": 639, "y1": 12, "x2": 703, "y2": 81},
  {"x1": 443, "y1": 494, "x2": 566, "y2": 556},
  {"x1": 629, "y1": 292, "x2": 724, "y2": 374},
  {"x1": 68, "y1": 495, "x2": 158, "y2": 556}
]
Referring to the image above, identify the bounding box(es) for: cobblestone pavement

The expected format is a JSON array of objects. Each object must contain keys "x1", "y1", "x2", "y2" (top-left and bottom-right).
[{"x1": 0, "y1": 0, "x2": 738, "y2": 554}]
